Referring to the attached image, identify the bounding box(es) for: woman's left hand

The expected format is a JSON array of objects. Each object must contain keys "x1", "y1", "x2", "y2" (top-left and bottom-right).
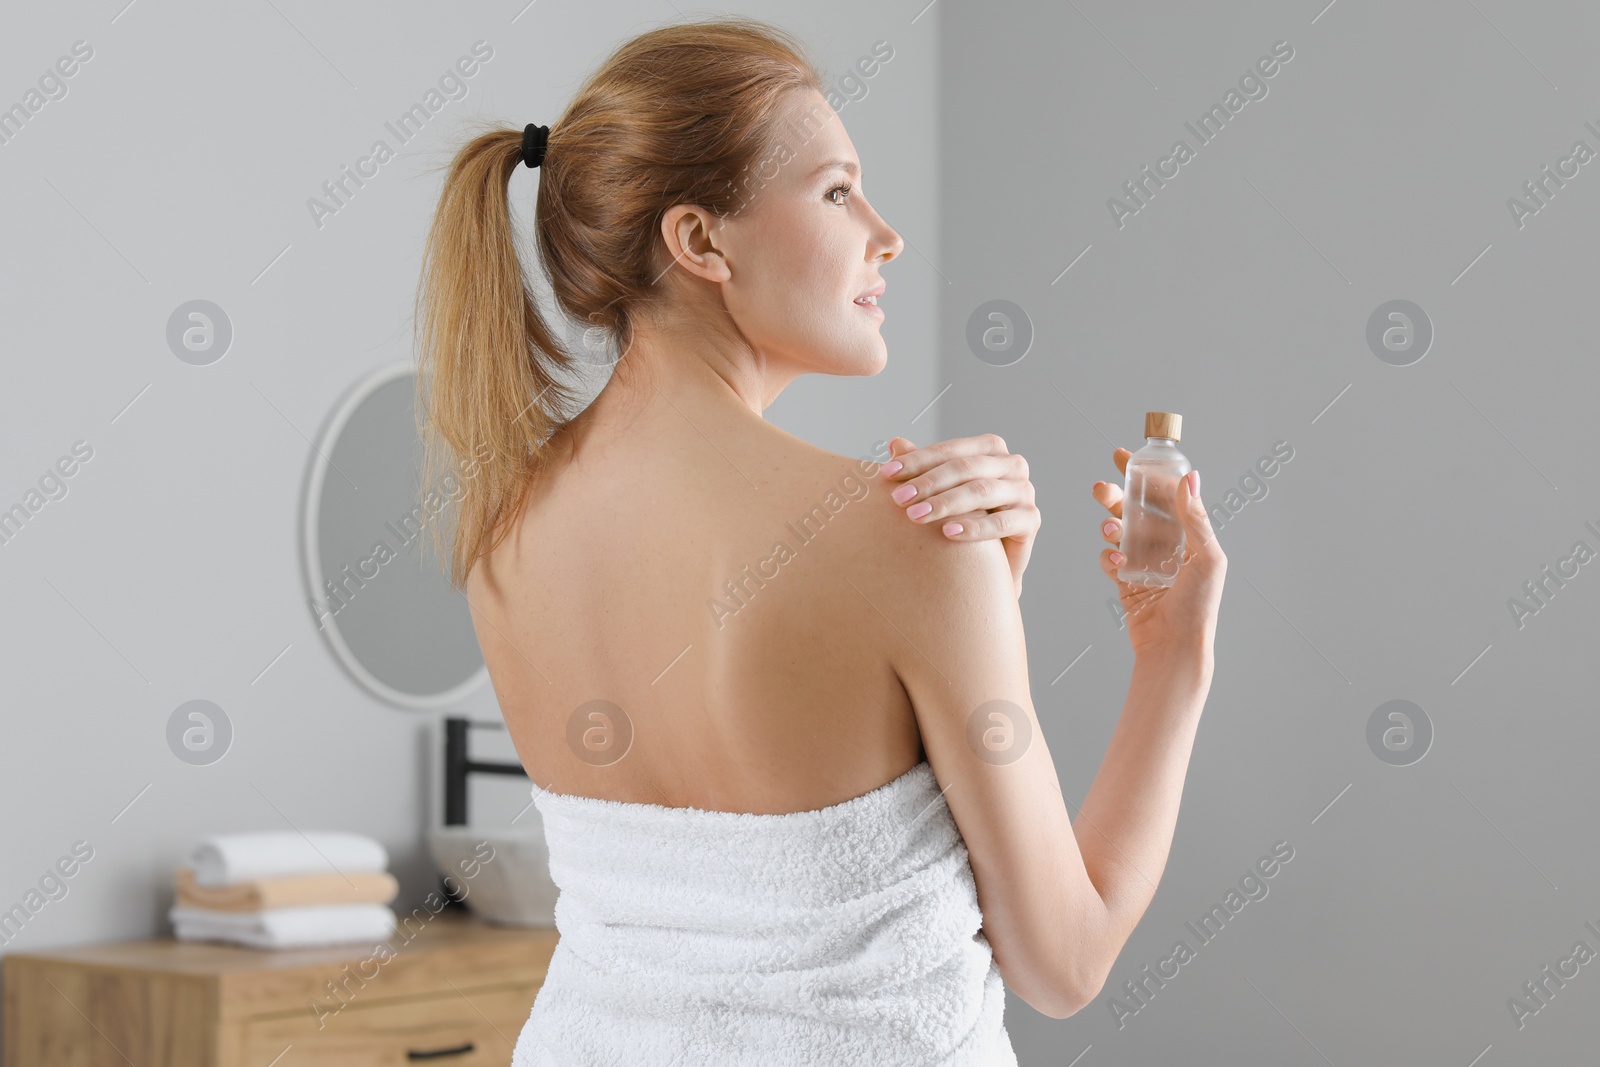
[{"x1": 880, "y1": 435, "x2": 1040, "y2": 598}]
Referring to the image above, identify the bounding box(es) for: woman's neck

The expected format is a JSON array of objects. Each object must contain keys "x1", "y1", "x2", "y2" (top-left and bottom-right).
[{"x1": 554, "y1": 319, "x2": 787, "y2": 469}]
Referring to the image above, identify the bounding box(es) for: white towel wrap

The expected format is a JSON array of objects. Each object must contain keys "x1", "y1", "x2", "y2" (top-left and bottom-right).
[
  {"x1": 512, "y1": 761, "x2": 1018, "y2": 1066},
  {"x1": 186, "y1": 831, "x2": 388, "y2": 887}
]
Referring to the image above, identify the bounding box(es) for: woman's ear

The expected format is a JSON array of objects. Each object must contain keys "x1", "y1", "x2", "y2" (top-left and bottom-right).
[{"x1": 660, "y1": 204, "x2": 732, "y2": 283}]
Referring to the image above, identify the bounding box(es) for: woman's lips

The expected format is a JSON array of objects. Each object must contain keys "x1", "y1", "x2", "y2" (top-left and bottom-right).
[{"x1": 853, "y1": 295, "x2": 884, "y2": 319}]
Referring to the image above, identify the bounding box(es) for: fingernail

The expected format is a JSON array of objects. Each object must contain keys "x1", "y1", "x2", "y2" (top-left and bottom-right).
[
  {"x1": 942, "y1": 523, "x2": 963, "y2": 536},
  {"x1": 1188, "y1": 470, "x2": 1200, "y2": 496},
  {"x1": 881, "y1": 460, "x2": 903, "y2": 476},
  {"x1": 891, "y1": 484, "x2": 917, "y2": 504},
  {"x1": 1103, "y1": 520, "x2": 1119, "y2": 536},
  {"x1": 907, "y1": 501, "x2": 932, "y2": 519},
  {"x1": 1110, "y1": 551, "x2": 1125, "y2": 566}
]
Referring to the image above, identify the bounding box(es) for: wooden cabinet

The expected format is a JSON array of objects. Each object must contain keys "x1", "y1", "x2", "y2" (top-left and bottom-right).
[{"x1": 3, "y1": 912, "x2": 558, "y2": 1066}]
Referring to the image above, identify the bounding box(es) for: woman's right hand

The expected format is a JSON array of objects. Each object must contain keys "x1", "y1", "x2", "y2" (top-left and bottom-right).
[{"x1": 1093, "y1": 448, "x2": 1226, "y2": 663}]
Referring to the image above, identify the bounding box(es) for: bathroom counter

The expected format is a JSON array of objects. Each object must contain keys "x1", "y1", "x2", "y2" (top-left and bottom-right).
[{"x1": 3, "y1": 910, "x2": 558, "y2": 1066}]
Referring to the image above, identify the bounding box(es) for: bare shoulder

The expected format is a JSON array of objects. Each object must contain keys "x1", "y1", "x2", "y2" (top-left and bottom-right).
[
  {"x1": 739, "y1": 430, "x2": 896, "y2": 539},
  {"x1": 755, "y1": 430, "x2": 889, "y2": 494},
  {"x1": 801, "y1": 439, "x2": 1013, "y2": 606},
  {"x1": 724, "y1": 426, "x2": 1014, "y2": 633}
]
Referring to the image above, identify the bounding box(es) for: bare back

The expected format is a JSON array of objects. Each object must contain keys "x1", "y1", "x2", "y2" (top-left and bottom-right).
[
  {"x1": 466, "y1": 393, "x2": 921, "y2": 814},
  {"x1": 465, "y1": 382, "x2": 1190, "y2": 1020}
]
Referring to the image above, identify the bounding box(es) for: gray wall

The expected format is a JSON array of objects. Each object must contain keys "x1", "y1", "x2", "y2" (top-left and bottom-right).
[
  {"x1": 5, "y1": 0, "x2": 1595, "y2": 1063},
  {"x1": 937, "y1": 0, "x2": 1600, "y2": 1062}
]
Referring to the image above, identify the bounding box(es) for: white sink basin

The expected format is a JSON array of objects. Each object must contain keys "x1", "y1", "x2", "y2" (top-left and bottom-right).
[{"x1": 426, "y1": 822, "x2": 558, "y2": 927}]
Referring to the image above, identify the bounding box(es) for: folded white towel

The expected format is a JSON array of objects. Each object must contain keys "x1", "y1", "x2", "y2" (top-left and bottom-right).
[
  {"x1": 512, "y1": 762, "x2": 1017, "y2": 1066},
  {"x1": 169, "y1": 903, "x2": 396, "y2": 949},
  {"x1": 186, "y1": 831, "x2": 387, "y2": 887}
]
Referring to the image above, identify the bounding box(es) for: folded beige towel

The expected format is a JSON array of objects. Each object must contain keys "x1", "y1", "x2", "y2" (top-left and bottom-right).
[{"x1": 175, "y1": 866, "x2": 398, "y2": 912}]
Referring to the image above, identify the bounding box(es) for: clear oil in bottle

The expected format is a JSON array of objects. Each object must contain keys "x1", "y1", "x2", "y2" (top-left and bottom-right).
[{"x1": 1118, "y1": 411, "x2": 1192, "y2": 589}]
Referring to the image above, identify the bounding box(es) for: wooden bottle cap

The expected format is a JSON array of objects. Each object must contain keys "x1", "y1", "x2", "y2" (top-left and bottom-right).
[{"x1": 1144, "y1": 411, "x2": 1182, "y2": 440}]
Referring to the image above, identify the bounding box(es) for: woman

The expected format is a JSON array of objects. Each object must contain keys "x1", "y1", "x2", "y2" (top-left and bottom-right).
[{"x1": 413, "y1": 16, "x2": 1225, "y2": 1065}]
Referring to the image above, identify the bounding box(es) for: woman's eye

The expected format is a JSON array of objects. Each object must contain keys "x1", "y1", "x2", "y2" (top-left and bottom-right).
[{"x1": 825, "y1": 182, "x2": 853, "y2": 206}]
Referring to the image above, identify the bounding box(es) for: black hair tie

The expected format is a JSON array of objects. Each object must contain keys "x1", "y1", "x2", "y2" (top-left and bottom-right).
[{"x1": 521, "y1": 123, "x2": 549, "y2": 169}]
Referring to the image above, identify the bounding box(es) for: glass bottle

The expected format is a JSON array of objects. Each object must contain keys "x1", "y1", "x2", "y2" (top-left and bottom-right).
[{"x1": 1117, "y1": 412, "x2": 1192, "y2": 589}]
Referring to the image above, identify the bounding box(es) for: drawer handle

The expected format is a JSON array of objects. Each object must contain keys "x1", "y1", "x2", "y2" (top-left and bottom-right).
[{"x1": 407, "y1": 1041, "x2": 476, "y2": 1060}]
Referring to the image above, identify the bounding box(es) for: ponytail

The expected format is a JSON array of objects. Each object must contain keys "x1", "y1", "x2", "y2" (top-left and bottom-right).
[{"x1": 412, "y1": 126, "x2": 581, "y2": 589}]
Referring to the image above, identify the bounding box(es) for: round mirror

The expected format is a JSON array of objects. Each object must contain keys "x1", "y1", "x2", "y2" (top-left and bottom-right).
[{"x1": 300, "y1": 362, "x2": 487, "y2": 709}]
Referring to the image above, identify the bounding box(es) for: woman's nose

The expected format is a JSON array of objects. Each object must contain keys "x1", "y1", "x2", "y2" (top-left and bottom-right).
[
  {"x1": 873, "y1": 213, "x2": 904, "y2": 262},
  {"x1": 880, "y1": 227, "x2": 905, "y2": 262}
]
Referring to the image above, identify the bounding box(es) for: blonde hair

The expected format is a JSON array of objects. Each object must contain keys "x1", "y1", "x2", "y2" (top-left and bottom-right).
[{"x1": 412, "y1": 17, "x2": 825, "y2": 587}]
